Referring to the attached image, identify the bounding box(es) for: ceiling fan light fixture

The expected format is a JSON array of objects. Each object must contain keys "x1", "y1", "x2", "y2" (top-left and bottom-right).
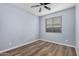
[{"x1": 31, "y1": 3, "x2": 51, "y2": 12}]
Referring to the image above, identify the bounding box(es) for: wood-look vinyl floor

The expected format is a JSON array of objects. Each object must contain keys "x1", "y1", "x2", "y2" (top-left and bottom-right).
[{"x1": 0, "y1": 40, "x2": 77, "y2": 56}]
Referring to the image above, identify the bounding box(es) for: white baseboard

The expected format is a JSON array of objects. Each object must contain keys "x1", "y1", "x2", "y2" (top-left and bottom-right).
[
  {"x1": 0, "y1": 39, "x2": 76, "y2": 55},
  {"x1": 39, "y1": 39, "x2": 78, "y2": 55},
  {"x1": 0, "y1": 39, "x2": 38, "y2": 53},
  {"x1": 75, "y1": 47, "x2": 79, "y2": 56},
  {"x1": 38, "y1": 39, "x2": 75, "y2": 48}
]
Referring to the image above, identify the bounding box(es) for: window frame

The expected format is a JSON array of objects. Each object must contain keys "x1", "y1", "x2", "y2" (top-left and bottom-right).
[{"x1": 45, "y1": 16, "x2": 62, "y2": 33}]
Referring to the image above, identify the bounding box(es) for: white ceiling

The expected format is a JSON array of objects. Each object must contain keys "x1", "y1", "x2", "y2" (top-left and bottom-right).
[{"x1": 11, "y1": 3, "x2": 75, "y2": 16}]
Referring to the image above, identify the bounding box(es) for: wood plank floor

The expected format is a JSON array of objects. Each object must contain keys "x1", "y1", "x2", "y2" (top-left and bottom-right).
[{"x1": 0, "y1": 40, "x2": 77, "y2": 56}]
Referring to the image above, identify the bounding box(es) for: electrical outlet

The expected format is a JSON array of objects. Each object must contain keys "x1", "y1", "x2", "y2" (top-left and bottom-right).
[{"x1": 9, "y1": 42, "x2": 12, "y2": 46}]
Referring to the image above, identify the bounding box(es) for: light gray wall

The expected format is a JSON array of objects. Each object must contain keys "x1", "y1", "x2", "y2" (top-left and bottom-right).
[
  {"x1": 76, "y1": 4, "x2": 79, "y2": 49},
  {"x1": 39, "y1": 7, "x2": 75, "y2": 46},
  {"x1": 0, "y1": 4, "x2": 39, "y2": 51}
]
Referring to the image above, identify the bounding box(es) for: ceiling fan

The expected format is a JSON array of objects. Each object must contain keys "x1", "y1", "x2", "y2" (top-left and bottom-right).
[{"x1": 31, "y1": 3, "x2": 51, "y2": 12}]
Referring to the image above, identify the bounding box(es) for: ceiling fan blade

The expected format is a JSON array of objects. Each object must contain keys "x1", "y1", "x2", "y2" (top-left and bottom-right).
[
  {"x1": 40, "y1": 3, "x2": 50, "y2": 5},
  {"x1": 39, "y1": 7, "x2": 41, "y2": 12},
  {"x1": 44, "y1": 6, "x2": 51, "y2": 10},
  {"x1": 40, "y1": 3, "x2": 44, "y2": 5},
  {"x1": 44, "y1": 3, "x2": 50, "y2": 5},
  {"x1": 31, "y1": 5, "x2": 40, "y2": 8}
]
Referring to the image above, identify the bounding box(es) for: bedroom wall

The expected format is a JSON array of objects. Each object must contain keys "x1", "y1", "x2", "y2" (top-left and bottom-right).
[
  {"x1": 39, "y1": 7, "x2": 75, "y2": 46},
  {"x1": 75, "y1": 4, "x2": 79, "y2": 55},
  {"x1": 0, "y1": 4, "x2": 39, "y2": 51}
]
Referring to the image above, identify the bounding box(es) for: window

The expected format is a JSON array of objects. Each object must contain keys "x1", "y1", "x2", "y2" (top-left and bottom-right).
[{"x1": 46, "y1": 16, "x2": 62, "y2": 33}]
